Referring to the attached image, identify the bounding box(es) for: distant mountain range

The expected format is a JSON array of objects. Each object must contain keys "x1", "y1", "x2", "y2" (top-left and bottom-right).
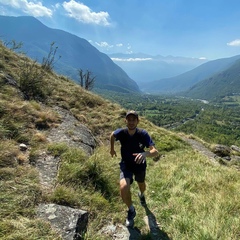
[
  {"x1": 1, "y1": 15, "x2": 240, "y2": 101},
  {"x1": 0, "y1": 15, "x2": 140, "y2": 93},
  {"x1": 184, "y1": 59, "x2": 240, "y2": 100},
  {"x1": 108, "y1": 53, "x2": 208, "y2": 84},
  {"x1": 140, "y1": 55, "x2": 240, "y2": 97}
]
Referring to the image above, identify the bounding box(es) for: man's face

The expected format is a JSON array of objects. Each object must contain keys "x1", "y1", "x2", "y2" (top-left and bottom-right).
[{"x1": 126, "y1": 115, "x2": 139, "y2": 130}]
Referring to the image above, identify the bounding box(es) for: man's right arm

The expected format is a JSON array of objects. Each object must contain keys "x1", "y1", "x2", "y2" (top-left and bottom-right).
[{"x1": 110, "y1": 131, "x2": 117, "y2": 157}]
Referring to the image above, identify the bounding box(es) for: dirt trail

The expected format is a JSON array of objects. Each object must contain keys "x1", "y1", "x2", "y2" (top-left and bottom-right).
[{"x1": 181, "y1": 136, "x2": 218, "y2": 165}]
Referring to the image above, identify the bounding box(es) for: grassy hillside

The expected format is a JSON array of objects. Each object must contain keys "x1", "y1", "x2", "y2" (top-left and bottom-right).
[
  {"x1": 184, "y1": 59, "x2": 240, "y2": 101},
  {"x1": 0, "y1": 15, "x2": 140, "y2": 93},
  {"x1": 140, "y1": 55, "x2": 240, "y2": 94},
  {"x1": 0, "y1": 42, "x2": 240, "y2": 239},
  {"x1": 95, "y1": 90, "x2": 240, "y2": 147}
]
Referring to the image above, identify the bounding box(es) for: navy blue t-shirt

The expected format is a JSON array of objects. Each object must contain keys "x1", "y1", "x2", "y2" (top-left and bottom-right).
[{"x1": 113, "y1": 128, "x2": 155, "y2": 170}]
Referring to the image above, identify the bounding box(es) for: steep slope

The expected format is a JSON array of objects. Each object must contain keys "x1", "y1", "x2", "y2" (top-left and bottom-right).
[
  {"x1": 140, "y1": 55, "x2": 240, "y2": 93},
  {"x1": 0, "y1": 15, "x2": 140, "y2": 93},
  {"x1": 1, "y1": 41, "x2": 240, "y2": 240},
  {"x1": 184, "y1": 59, "x2": 240, "y2": 100}
]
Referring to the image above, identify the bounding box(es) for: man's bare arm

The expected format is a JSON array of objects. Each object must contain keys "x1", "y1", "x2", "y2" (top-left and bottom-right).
[{"x1": 110, "y1": 132, "x2": 117, "y2": 157}]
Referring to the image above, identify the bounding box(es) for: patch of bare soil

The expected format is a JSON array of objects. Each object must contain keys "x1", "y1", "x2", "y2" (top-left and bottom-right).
[{"x1": 182, "y1": 136, "x2": 218, "y2": 164}]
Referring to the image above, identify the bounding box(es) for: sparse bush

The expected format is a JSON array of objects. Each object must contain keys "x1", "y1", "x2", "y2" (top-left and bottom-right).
[
  {"x1": 4, "y1": 39, "x2": 23, "y2": 52},
  {"x1": 16, "y1": 42, "x2": 61, "y2": 102},
  {"x1": 41, "y1": 42, "x2": 61, "y2": 72},
  {"x1": 18, "y1": 59, "x2": 49, "y2": 101},
  {"x1": 16, "y1": 153, "x2": 28, "y2": 165}
]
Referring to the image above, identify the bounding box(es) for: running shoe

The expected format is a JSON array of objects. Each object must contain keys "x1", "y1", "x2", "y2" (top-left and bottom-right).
[
  {"x1": 138, "y1": 193, "x2": 146, "y2": 206},
  {"x1": 125, "y1": 207, "x2": 136, "y2": 227}
]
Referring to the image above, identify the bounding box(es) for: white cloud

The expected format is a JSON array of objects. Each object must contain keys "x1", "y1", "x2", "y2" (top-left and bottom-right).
[
  {"x1": 95, "y1": 41, "x2": 113, "y2": 49},
  {"x1": 0, "y1": 0, "x2": 52, "y2": 17},
  {"x1": 116, "y1": 43, "x2": 123, "y2": 47},
  {"x1": 54, "y1": 3, "x2": 61, "y2": 10},
  {"x1": 199, "y1": 57, "x2": 207, "y2": 60},
  {"x1": 111, "y1": 57, "x2": 152, "y2": 62},
  {"x1": 227, "y1": 39, "x2": 240, "y2": 46},
  {"x1": 62, "y1": 0, "x2": 110, "y2": 26}
]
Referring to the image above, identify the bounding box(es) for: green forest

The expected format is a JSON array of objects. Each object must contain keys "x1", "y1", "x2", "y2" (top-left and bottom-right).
[{"x1": 95, "y1": 89, "x2": 240, "y2": 146}]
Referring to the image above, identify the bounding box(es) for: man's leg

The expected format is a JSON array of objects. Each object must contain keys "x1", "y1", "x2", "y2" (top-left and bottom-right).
[
  {"x1": 120, "y1": 178, "x2": 132, "y2": 207},
  {"x1": 136, "y1": 170, "x2": 147, "y2": 206},
  {"x1": 120, "y1": 177, "x2": 136, "y2": 227},
  {"x1": 135, "y1": 170, "x2": 146, "y2": 195},
  {"x1": 137, "y1": 181, "x2": 147, "y2": 206},
  {"x1": 137, "y1": 181, "x2": 146, "y2": 195}
]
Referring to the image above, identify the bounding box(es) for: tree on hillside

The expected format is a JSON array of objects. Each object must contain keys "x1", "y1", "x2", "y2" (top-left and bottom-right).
[{"x1": 78, "y1": 69, "x2": 96, "y2": 90}]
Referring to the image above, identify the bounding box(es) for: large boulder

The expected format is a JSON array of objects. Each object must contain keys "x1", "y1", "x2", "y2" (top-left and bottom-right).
[
  {"x1": 37, "y1": 204, "x2": 88, "y2": 240},
  {"x1": 211, "y1": 144, "x2": 231, "y2": 157}
]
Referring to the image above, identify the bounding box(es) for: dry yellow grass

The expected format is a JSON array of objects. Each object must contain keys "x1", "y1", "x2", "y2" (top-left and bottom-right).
[{"x1": 0, "y1": 41, "x2": 240, "y2": 240}]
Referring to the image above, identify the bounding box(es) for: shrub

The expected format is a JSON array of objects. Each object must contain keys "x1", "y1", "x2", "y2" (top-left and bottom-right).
[
  {"x1": 41, "y1": 42, "x2": 61, "y2": 72},
  {"x1": 18, "y1": 59, "x2": 49, "y2": 101}
]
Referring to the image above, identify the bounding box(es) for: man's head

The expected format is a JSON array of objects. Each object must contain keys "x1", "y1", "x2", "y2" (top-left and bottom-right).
[
  {"x1": 125, "y1": 110, "x2": 139, "y2": 130},
  {"x1": 126, "y1": 110, "x2": 139, "y2": 120}
]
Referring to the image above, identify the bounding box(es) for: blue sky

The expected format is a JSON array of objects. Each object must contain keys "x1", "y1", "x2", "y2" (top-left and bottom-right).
[{"x1": 1, "y1": 0, "x2": 240, "y2": 60}]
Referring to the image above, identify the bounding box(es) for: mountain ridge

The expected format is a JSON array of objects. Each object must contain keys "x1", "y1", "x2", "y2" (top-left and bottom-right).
[
  {"x1": 108, "y1": 52, "x2": 208, "y2": 84},
  {"x1": 140, "y1": 54, "x2": 240, "y2": 95},
  {"x1": 1, "y1": 15, "x2": 240, "y2": 100},
  {"x1": 184, "y1": 58, "x2": 240, "y2": 100},
  {"x1": 0, "y1": 15, "x2": 140, "y2": 93}
]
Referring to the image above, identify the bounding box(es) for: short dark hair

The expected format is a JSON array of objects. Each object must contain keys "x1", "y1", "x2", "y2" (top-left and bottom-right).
[{"x1": 126, "y1": 110, "x2": 138, "y2": 119}]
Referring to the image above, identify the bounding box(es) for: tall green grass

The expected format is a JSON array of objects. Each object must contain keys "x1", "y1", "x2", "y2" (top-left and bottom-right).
[
  {"x1": 1, "y1": 42, "x2": 240, "y2": 240},
  {"x1": 144, "y1": 148, "x2": 240, "y2": 240},
  {"x1": 47, "y1": 142, "x2": 240, "y2": 239}
]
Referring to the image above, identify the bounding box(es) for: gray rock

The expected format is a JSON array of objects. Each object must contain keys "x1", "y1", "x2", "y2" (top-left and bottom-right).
[
  {"x1": 47, "y1": 107, "x2": 96, "y2": 155},
  {"x1": 231, "y1": 145, "x2": 240, "y2": 153},
  {"x1": 100, "y1": 223, "x2": 141, "y2": 240},
  {"x1": 212, "y1": 144, "x2": 231, "y2": 157},
  {"x1": 37, "y1": 203, "x2": 88, "y2": 240}
]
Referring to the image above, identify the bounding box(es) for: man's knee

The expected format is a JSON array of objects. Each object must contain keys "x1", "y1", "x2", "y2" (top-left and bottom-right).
[{"x1": 120, "y1": 178, "x2": 130, "y2": 192}]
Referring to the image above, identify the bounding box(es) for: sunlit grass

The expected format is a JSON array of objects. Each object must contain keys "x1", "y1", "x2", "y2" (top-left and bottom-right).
[
  {"x1": 1, "y1": 42, "x2": 240, "y2": 239},
  {"x1": 145, "y1": 149, "x2": 240, "y2": 240}
]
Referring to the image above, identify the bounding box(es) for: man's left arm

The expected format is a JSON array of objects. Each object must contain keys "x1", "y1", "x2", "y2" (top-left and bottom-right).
[
  {"x1": 133, "y1": 145, "x2": 158, "y2": 164},
  {"x1": 143, "y1": 145, "x2": 159, "y2": 158}
]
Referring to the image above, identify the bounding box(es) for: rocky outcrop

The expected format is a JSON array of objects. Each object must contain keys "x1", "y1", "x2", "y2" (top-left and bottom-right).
[
  {"x1": 182, "y1": 137, "x2": 240, "y2": 168},
  {"x1": 47, "y1": 107, "x2": 97, "y2": 155},
  {"x1": 211, "y1": 144, "x2": 231, "y2": 157},
  {"x1": 37, "y1": 204, "x2": 88, "y2": 240},
  {"x1": 231, "y1": 145, "x2": 240, "y2": 154},
  {"x1": 33, "y1": 106, "x2": 96, "y2": 239}
]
